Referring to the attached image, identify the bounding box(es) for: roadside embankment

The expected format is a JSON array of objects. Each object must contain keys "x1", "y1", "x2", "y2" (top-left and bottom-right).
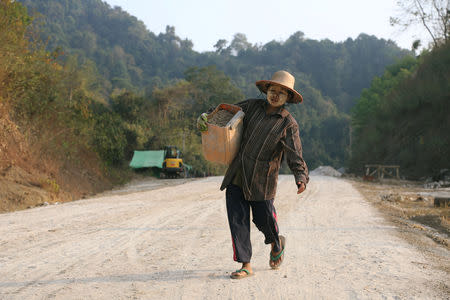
[{"x1": 0, "y1": 109, "x2": 118, "y2": 213}]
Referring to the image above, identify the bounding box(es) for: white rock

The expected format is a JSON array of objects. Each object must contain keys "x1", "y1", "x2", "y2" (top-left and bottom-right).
[{"x1": 310, "y1": 166, "x2": 342, "y2": 177}]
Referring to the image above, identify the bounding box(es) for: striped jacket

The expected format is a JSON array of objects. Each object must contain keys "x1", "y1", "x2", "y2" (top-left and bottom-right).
[{"x1": 220, "y1": 99, "x2": 309, "y2": 201}]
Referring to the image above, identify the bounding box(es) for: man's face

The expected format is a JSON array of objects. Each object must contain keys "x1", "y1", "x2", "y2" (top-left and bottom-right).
[{"x1": 267, "y1": 85, "x2": 289, "y2": 107}]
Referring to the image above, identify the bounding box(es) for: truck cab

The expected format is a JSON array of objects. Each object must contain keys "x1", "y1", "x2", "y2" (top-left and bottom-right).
[{"x1": 162, "y1": 146, "x2": 184, "y2": 178}]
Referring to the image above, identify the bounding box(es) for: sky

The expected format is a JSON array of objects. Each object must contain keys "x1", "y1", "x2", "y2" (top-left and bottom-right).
[{"x1": 103, "y1": 0, "x2": 432, "y2": 52}]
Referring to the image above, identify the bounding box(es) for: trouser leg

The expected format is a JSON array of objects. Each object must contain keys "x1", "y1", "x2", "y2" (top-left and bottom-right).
[
  {"x1": 250, "y1": 199, "x2": 281, "y2": 253},
  {"x1": 226, "y1": 184, "x2": 251, "y2": 263}
]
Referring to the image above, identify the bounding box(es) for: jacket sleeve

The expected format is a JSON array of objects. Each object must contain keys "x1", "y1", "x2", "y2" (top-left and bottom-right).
[{"x1": 282, "y1": 123, "x2": 309, "y2": 187}]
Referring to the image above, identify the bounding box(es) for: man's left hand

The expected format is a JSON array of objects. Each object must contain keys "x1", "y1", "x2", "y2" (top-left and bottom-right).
[{"x1": 297, "y1": 182, "x2": 306, "y2": 194}]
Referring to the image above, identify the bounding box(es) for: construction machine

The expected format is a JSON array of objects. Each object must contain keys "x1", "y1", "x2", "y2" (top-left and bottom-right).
[{"x1": 161, "y1": 146, "x2": 184, "y2": 178}]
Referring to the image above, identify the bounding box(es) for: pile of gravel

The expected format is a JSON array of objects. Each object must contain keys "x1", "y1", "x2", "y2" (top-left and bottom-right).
[
  {"x1": 208, "y1": 109, "x2": 235, "y2": 127},
  {"x1": 310, "y1": 166, "x2": 342, "y2": 177}
]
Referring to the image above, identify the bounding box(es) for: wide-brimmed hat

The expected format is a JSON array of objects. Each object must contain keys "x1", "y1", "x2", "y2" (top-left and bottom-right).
[{"x1": 255, "y1": 70, "x2": 303, "y2": 103}]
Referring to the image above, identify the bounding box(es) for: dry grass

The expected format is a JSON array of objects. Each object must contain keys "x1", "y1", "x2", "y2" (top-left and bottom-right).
[{"x1": 0, "y1": 107, "x2": 114, "y2": 213}]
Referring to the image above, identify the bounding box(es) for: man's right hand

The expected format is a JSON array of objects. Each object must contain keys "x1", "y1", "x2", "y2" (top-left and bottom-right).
[
  {"x1": 297, "y1": 182, "x2": 306, "y2": 194},
  {"x1": 197, "y1": 113, "x2": 208, "y2": 132}
]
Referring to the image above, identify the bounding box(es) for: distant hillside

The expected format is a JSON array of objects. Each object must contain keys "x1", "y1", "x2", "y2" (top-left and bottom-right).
[
  {"x1": 19, "y1": 0, "x2": 197, "y2": 93},
  {"x1": 4, "y1": 0, "x2": 443, "y2": 214},
  {"x1": 13, "y1": 0, "x2": 415, "y2": 172},
  {"x1": 19, "y1": 0, "x2": 411, "y2": 112}
]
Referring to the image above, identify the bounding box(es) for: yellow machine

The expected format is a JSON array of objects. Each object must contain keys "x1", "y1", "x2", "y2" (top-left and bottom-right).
[{"x1": 161, "y1": 146, "x2": 184, "y2": 178}]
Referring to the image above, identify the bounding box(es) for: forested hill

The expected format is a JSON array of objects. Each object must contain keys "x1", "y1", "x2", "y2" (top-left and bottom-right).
[
  {"x1": 2, "y1": 0, "x2": 446, "y2": 211},
  {"x1": 350, "y1": 43, "x2": 450, "y2": 178},
  {"x1": 12, "y1": 0, "x2": 415, "y2": 175},
  {"x1": 19, "y1": 0, "x2": 410, "y2": 112}
]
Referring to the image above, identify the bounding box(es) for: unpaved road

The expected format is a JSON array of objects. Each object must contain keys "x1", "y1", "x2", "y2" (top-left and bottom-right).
[{"x1": 0, "y1": 175, "x2": 448, "y2": 299}]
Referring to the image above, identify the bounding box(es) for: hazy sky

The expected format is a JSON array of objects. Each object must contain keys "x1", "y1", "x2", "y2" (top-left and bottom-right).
[{"x1": 103, "y1": 0, "x2": 431, "y2": 52}]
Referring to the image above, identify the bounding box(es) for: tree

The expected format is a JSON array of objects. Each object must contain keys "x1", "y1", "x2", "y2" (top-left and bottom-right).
[
  {"x1": 214, "y1": 39, "x2": 228, "y2": 54},
  {"x1": 111, "y1": 91, "x2": 148, "y2": 122},
  {"x1": 152, "y1": 80, "x2": 190, "y2": 123},
  {"x1": 349, "y1": 45, "x2": 450, "y2": 178},
  {"x1": 92, "y1": 113, "x2": 127, "y2": 165},
  {"x1": 16, "y1": 0, "x2": 412, "y2": 174},
  {"x1": 390, "y1": 0, "x2": 450, "y2": 48},
  {"x1": 228, "y1": 33, "x2": 252, "y2": 55},
  {"x1": 184, "y1": 66, "x2": 243, "y2": 113}
]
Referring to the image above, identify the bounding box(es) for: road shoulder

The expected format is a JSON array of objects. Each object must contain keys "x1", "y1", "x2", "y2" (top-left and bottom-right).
[{"x1": 350, "y1": 178, "x2": 450, "y2": 280}]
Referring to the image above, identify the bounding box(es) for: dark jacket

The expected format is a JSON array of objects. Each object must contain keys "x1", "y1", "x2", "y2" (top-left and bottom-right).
[{"x1": 220, "y1": 99, "x2": 309, "y2": 201}]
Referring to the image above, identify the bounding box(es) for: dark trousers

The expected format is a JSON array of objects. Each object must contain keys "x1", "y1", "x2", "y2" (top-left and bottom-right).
[{"x1": 226, "y1": 184, "x2": 281, "y2": 263}]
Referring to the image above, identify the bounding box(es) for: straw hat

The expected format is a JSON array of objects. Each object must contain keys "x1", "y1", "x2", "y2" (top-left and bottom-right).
[{"x1": 255, "y1": 70, "x2": 303, "y2": 103}]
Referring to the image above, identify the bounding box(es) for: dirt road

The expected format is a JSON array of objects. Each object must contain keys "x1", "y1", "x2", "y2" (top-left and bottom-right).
[{"x1": 0, "y1": 175, "x2": 448, "y2": 299}]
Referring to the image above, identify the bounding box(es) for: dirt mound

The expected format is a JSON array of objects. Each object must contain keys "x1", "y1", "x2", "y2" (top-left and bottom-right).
[
  {"x1": 310, "y1": 166, "x2": 342, "y2": 177},
  {"x1": 0, "y1": 107, "x2": 113, "y2": 213},
  {"x1": 0, "y1": 165, "x2": 55, "y2": 211},
  {"x1": 0, "y1": 110, "x2": 54, "y2": 211}
]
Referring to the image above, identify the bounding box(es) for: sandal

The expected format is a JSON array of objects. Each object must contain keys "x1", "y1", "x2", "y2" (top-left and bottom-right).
[
  {"x1": 230, "y1": 268, "x2": 254, "y2": 279},
  {"x1": 270, "y1": 235, "x2": 286, "y2": 269}
]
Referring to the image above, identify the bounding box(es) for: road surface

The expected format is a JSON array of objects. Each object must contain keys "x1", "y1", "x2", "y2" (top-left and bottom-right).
[{"x1": 0, "y1": 175, "x2": 448, "y2": 299}]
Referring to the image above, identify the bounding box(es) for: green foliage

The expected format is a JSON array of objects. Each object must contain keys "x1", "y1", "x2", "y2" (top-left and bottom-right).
[
  {"x1": 144, "y1": 66, "x2": 244, "y2": 175},
  {"x1": 0, "y1": 0, "x2": 32, "y2": 102},
  {"x1": 18, "y1": 0, "x2": 197, "y2": 92},
  {"x1": 18, "y1": 0, "x2": 410, "y2": 113},
  {"x1": 184, "y1": 66, "x2": 244, "y2": 114},
  {"x1": 91, "y1": 112, "x2": 127, "y2": 166},
  {"x1": 9, "y1": 0, "x2": 428, "y2": 179},
  {"x1": 111, "y1": 91, "x2": 149, "y2": 122},
  {"x1": 0, "y1": 2, "x2": 89, "y2": 185},
  {"x1": 350, "y1": 43, "x2": 450, "y2": 178}
]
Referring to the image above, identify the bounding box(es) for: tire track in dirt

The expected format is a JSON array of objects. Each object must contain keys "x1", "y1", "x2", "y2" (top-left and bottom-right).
[
  {"x1": 0, "y1": 182, "x2": 204, "y2": 299},
  {"x1": 0, "y1": 176, "x2": 448, "y2": 299}
]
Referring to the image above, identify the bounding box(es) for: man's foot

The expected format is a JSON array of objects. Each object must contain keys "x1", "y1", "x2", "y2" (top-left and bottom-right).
[
  {"x1": 230, "y1": 263, "x2": 253, "y2": 279},
  {"x1": 269, "y1": 235, "x2": 285, "y2": 269}
]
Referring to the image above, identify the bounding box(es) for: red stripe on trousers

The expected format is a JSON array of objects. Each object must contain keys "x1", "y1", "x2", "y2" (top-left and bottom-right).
[
  {"x1": 231, "y1": 236, "x2": 237, "y2": 261},
  {"x1": 273, "y1": 211, "x2": 278, "y2": 232}
]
